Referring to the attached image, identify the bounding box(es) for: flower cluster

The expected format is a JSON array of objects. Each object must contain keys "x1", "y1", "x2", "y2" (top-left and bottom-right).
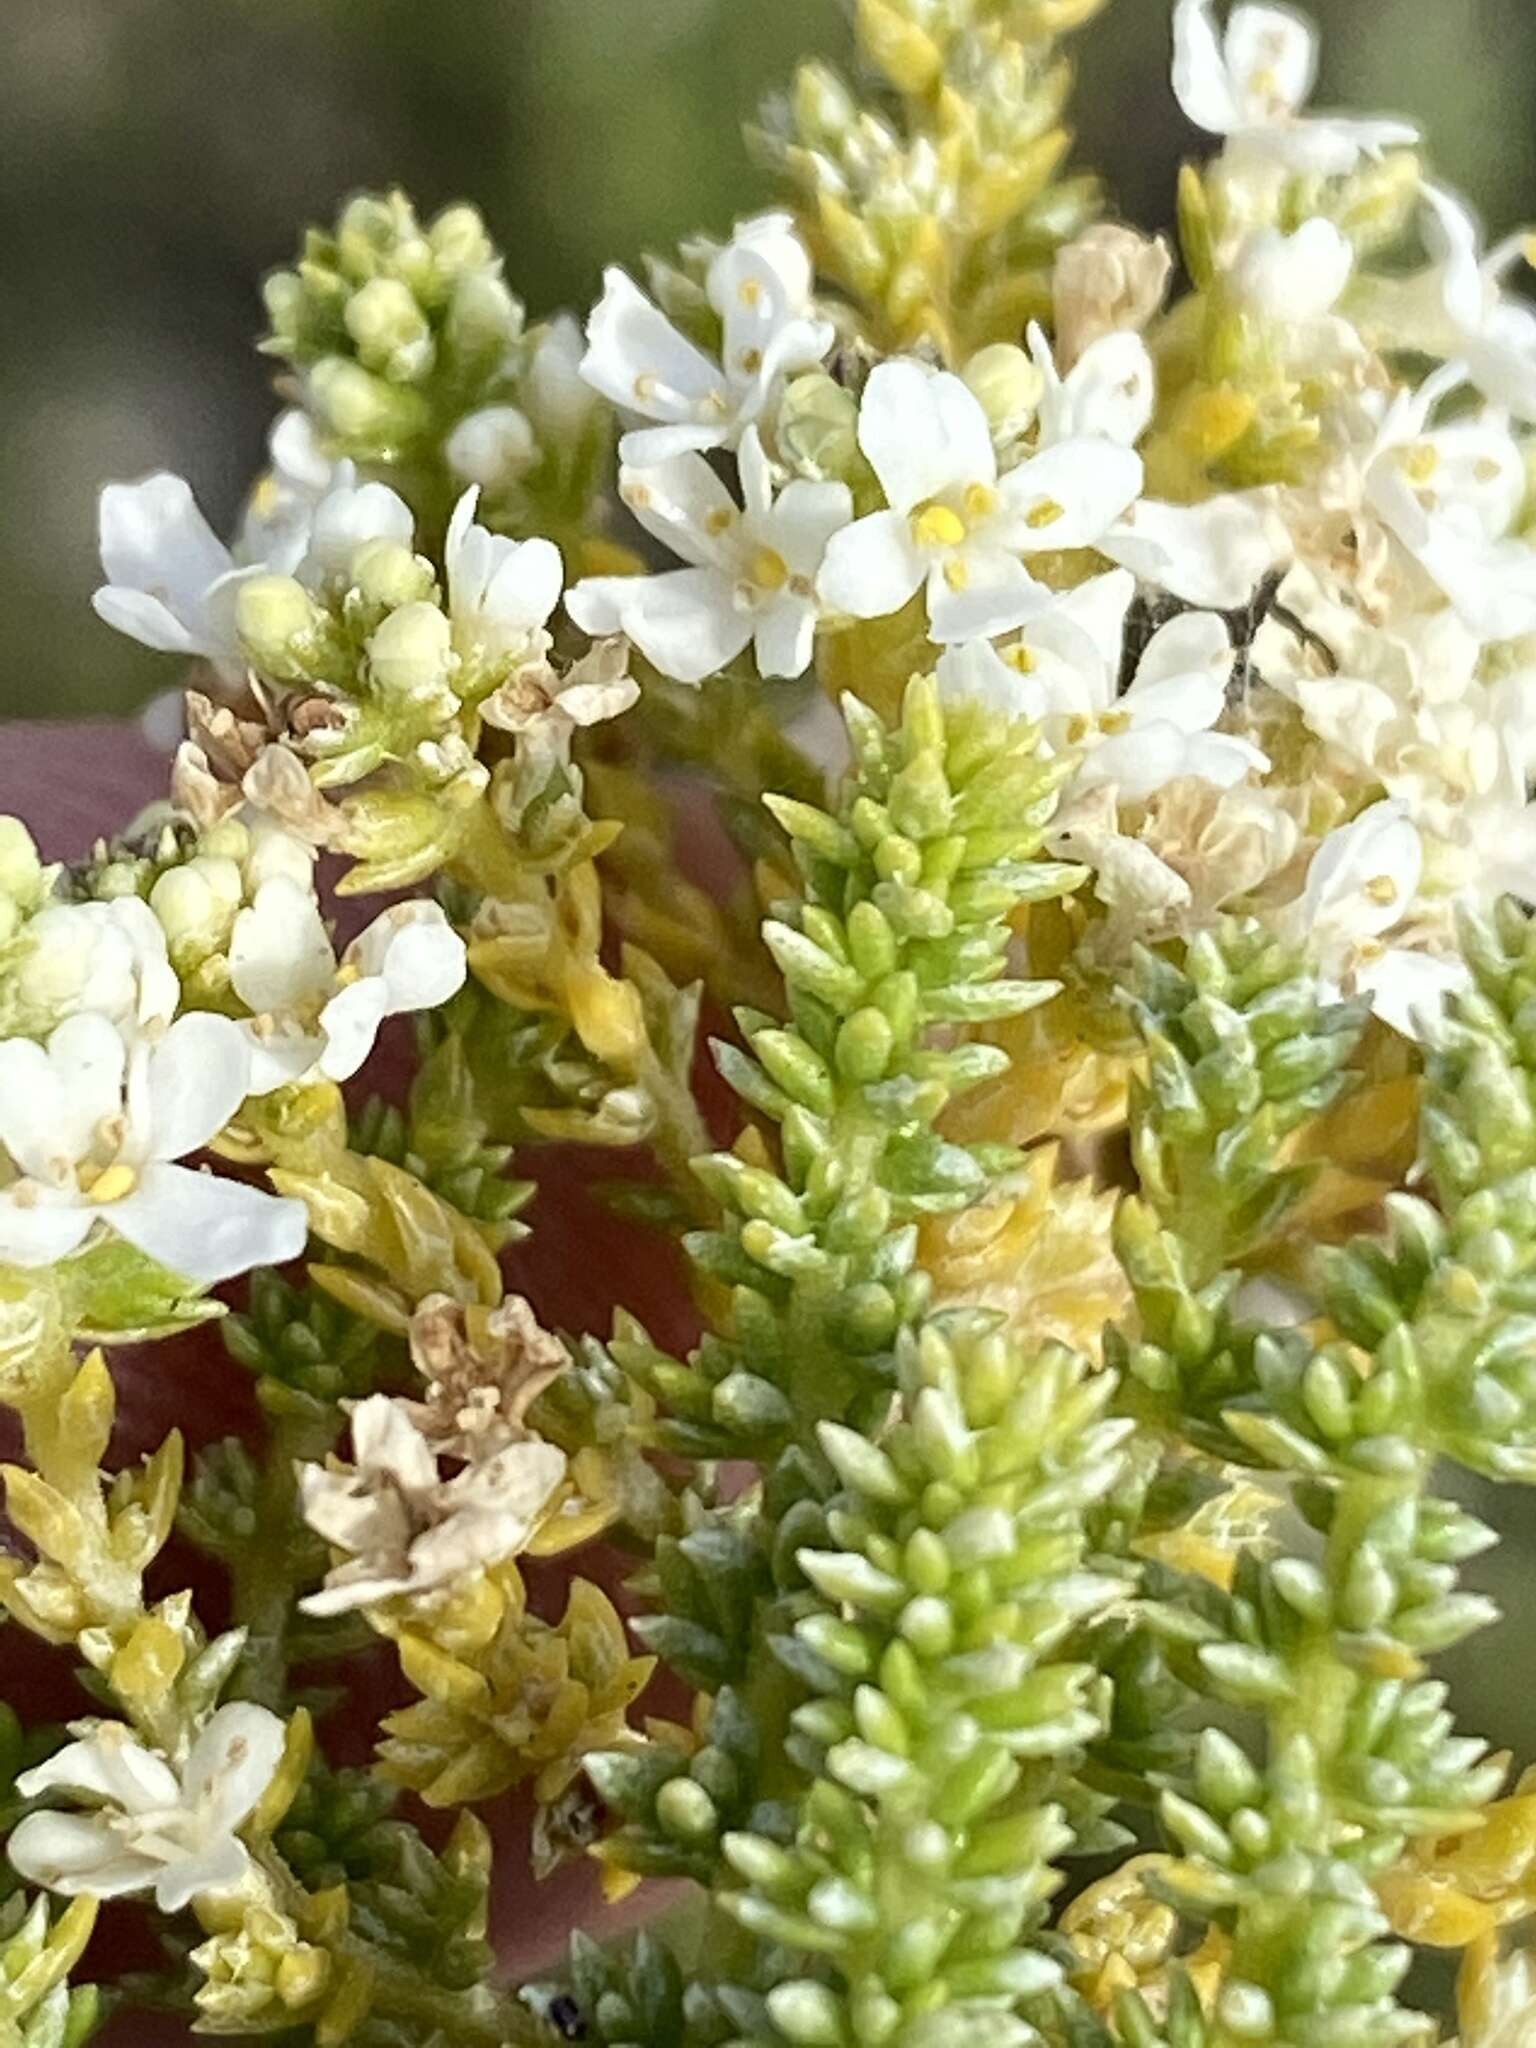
[{"x1": 7, "y1": 2, "x2": 1536, "y2": 2046}]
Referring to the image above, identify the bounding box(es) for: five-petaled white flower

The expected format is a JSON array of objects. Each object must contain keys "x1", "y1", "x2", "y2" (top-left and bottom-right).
[
  {"x1": 297, "y1": 1393, "x2": 566, "y2": 1615},
  {"x1": 1420, "y1": 184, "x2": 1536, "y2": 423},
  {"x1": 230, "y1": 890, "x2": 467, "y2": 1094},
  {"x1": 1298, "y1": 800, "x2": 1468, "y2": 1037},
  {"x1": 93, "y1": 475, "x2": 259, "y2": 681},
  {"x1": 568, "y1": 428, "x2": 852, "y2": 683},
  {"x1": 937, "y1": 571, "x2": 1268, "y2": 800},
  {"x1": 7, "y1": 1705, "x2": 286, "y2": 1912},
  {"x1": 1171, "y1": 0, "x2": 1417, "y2": 174},
  {"x1": 0, "y1": 1010, "x2": 304, "y2": 1280},
  {"x1": 444, "y1": 487, "x2": 565, "y2": 689},
  {"x1": 818, "y1": 359, "x2": 1143, "y2": 644},
  {"x1": 581, "y1": 212, "x2": 834, "y2": 467},
  {"x1": 1359, "y1": 367, "x2": 1536, "y2": 642}
]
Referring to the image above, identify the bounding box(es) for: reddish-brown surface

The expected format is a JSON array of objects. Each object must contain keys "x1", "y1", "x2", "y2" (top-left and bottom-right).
[{"x1": 0, "y1": 726, "x2": 711, "y2": 2037}]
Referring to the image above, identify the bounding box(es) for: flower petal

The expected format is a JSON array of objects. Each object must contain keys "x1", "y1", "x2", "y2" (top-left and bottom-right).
[
  {"x1": 581, "y1": 268, "x2": 727, "y2": 426},
  {"x1": 1102, "y1": 491, "x2": 1288, "y2": 609},
  {"x1": 183, "y1": 1703, "x2": 287, "y2": 1833},
  {"x1": 999, "y1": 439, "x2": 1143, "y2": 552},
  {"x1": 155, "y1": 1836, "x2": 251, "y2": 1914},
  {"x1": 1135, "y1": 609, "x2": 1234, "y2": 692},
  {"x1": 142, "y1": 1014, "x2": 253, "y2": 1163},
  {"x1": 1225, "y1": 3, "x2": 1317, "y2": 121},
  {"x1": 817, "y1": 511, "x2": 926, "y2": 621},
  {"x1": 6, "y1": 1811, "x2": 163, "y2": 1899},
  {"x1": 619, "y1": 453, "x2": 740, "y2": 571},
  {"x1": 98, "y1": 475, "x2": 234, "y2": 621},
  {"x1": 109, "y1": 1160, "x2": 306, "y2": 1284},
  {"x1": 229, "y1": 879, "x2": 336, "y2": 1018},
  {"x1": 927, "y1": 548, "x2": 1052, "y2": 645},
  {"x1": 19, "y1": 1730, "x2": 180, "y2": 1814},
  {"x1": 856, "y1": 361, "x2": 995, "y2": 513},
  {"x1": 1171, "y1": 0, "x2": 1242, "y2": 133},
  {"x1": 753, "y1": 596, "x2": 817, "y2": 681},
  {"x1": 0, "y1": 1195, "x2": 93, "y2": 1267},
  {"x1": 578, "y1": 566, "x2": 752, "y2": 686}
]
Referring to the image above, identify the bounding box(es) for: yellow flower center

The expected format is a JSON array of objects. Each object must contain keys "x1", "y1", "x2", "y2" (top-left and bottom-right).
[
  {"x1": 911, "y1": 503, "x2": 967, "y2": 550},
  {"x1": 83, "y1": 1162, "x2": 137, "y2": 1206},
  {"x1": 749, "y1": 547, "x2": 791, "y2": 592}
]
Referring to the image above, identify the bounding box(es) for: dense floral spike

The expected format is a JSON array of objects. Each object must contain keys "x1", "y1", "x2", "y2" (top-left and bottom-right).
[
  {"x1": 717, "y1": 1312, "x2": 1128, "y2": 2046},
  {"x1": 756, "y1": 0, "x2": 1110, "y2": 357}
]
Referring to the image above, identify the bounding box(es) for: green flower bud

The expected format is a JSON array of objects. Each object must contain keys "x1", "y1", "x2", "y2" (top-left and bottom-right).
[
  {"x1": 777, "y1": 371, "x2": 862, "y2": 482},
  {"x1": 345, "y1": 275, "x2": 434, "y2": 381},
  {"x1": 366, "y1": 601, "x2": 456, "y2": 700},
  {"x1": 351, "y1": 539, "x2": 437, "y2": 612},
  {"x1": 307, "y1": 357, "x2": 429, "y2": 448},
  {"x1": 0, "y1": 817, "x2": 43, "y2": 905},
  {"x1": 236, "y1": 575, "x2": 324, "y2": 672},
  {"x1": 962, "y1": 343, "x2": 1044, "y2": 439}
]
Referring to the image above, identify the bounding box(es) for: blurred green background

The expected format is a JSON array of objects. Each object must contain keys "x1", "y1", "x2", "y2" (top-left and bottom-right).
[
  {"x1": 3, "y1": 0, "x2": 1536, "y2": 1867},
  {"x1": 5, "y1": 0, "x2": 1536, "y2": 724}
]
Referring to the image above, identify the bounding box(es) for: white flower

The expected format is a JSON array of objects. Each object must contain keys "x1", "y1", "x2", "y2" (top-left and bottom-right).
[
  {"x1": 7, "y1": 1705, "x2": 285, "y2": 1912},
  {"x1": 230, "y1": 889, "x2": 466, "y2": 1092},
  {"x1": 1230, "y1": 218, "x2": 1354, "y2": 320},
  {"x1": 581, "y1": 212, "x2": 834, "y2": 466},
  {"x1": 297, "y1": 1393, "x2": 566, "y2": 1615},
  {"x1": 1298, "y1": 800, "x2": 1468, "y2": 1036},
  {"x1": 298, "y1": 472, "x2": 415, "y2": 589},
  {"x1": 1102, "y1": 490, "x2": 1291, "y2": 610},
  {"x1": 11, "y1": 897, "x2": 179, "y2": 1039},
  {"x1": 236, "y1": 411, "x2": 342, "y2": 574},
  {"x1": 93, "y1": 475, "x2": 257, "y2": 680},
  {"x1": 937, "y1": 571, "x2": 1267, "y2": 799},
  {"x1": 1360, "y1": 369, "x2": 1536, "y2": 641},
  {"x1": 0, "y1": 1010, "x2": 304, "y2": 1280},
  {"x1": 1030, "y1": 325, "x2": 1156, "y2": 448},
  {"x1": 1420, "y1": 184, "x2": 1536, "y2": 422},
  {"x1": 818, "y1": 360, "x2": 1142, "y2": 644},
  {"x1": 1026, "y1": 323, "x2": 1291, "y2": 610},
  {"x1": 1171, "y1": 0, "x2": 1417, "y2": 174},
  {"x1": 568, "y1": 428, "x2": 851, "y2": 683},
  {"x1": 480, "y1": 634, "x2": 640, "y2": 741},
  {"x1": 444, "y1": 487, "x2": 564, "y2": 685}
]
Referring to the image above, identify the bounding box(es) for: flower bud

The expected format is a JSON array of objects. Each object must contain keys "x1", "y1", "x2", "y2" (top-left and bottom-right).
[
  {"x1": 237, "y1": 575, "x2": 323, "y2": 672},
  {"x1": 429, "y1": 202, "x2": 496, "y2": 279},
  {"x1": 777, "y1": 371, "x2": 862, "y2": 482},
  {"x1": 0, "y1": 817, "x2": 43, "y2": 905},
  {"x1": 351, "y1": 538, "x2": 437, "y2": 611},
  {"x1": 525, "y1": 315, "x2": 598, "y2": 441},
  {"x1": 962, "y1": 343, "x2": 1043, "y2": 440},
  {"x1": 367, "y1": 601, "x2": 457, "y2": 700},
  {"x1": 447, "y1": 272, "x2": 523, "y2": 362},
  {"x1": 150, "y1": 859, "x2": 240, "y2": 962},
  {"x1": 446, "y1": 405, "x2": 539, "y2": 490},
  {"x1": 245, "y1": 820, "x2": 317, "y2": 893},
  {"x1": 345, "y1": 275, "x2": 434, "y2": 381},
  {"x1": 307, "y1": 357, "x2": 429, "y2": 449}
]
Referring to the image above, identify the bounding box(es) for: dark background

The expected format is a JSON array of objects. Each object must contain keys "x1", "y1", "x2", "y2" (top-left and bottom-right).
[{"x1": 4, "y1": 0, "x2": 1535, "y2": 721}]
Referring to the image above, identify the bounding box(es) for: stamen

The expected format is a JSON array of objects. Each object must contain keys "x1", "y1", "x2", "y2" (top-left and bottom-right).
[
  {"x1": 912, "y1": 504, "x2": 967, "y2": 549},
  {"x1": 1363, "y1": 874, "x2": 1399, "y2": 906},
  {"x1": 749, "y1": 547, "x2": 791, "y2": 592},
  {"x1": 1025, "y1": 498, "x2": 1066, "y2": 530},
  {"x1": 84, "y1": 1162, "x2": 137, "y2": 1206}
]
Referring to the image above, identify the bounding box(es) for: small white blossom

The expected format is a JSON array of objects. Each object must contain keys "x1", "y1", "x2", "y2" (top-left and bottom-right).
[
  {"x1": 298, "y1": 472, "x2": 415, "y2": 589},
  {"x1": 236, "y1": 411, "x2": 342, "y2": 573},
  {"x1": 1420, "y1": 184, "x2": 1536, "y2": 421},
  {"x1": 569, "y1": 428, "x2": 851, "y2": 683},
  {"x1": 1298, "y1": 800, "x2": 1469, "y2": 1036},
  {"x1": 818, "y1": 359, "x2": 1142, "y2": 643},
  {"x1": 1171, "y1": 0, "x2": 1417, "y2": 174},
  {"x1": 11, "y1": 897, "x2": 179, "y2": 1039},
  {"x1": 297, "y1": 1393, "x2": 566, "y2": 1615},
  {"x1": 93, "y1": 475, "x2": 257, "y2": 680},
  {"x1": 0, "y1": 1010, "x2": 304, "y2": 1279},
  {"x1": 937, "y1": 571, "x2": 1267, "y2": 799},
  {"x1": 581, "y1": 212, "x2": 834, "y2": 466},
  {"x1": 1230, "y1": 218, "x2": 1354, "y2": 320},
  {"x1": 1031, "y1": 325, "x2": 1156, "y2": 449},
  {"x1": 8, "y1": 1706, "x2": 285, "y2": 1911},
  {"x1": 230, "y1": 889, "x2": 466, "y2": 1092},
  {"x1": 444, "y1": 487, "x2": 564, "y2": 685},
  {"x1": 1358, "y1": 368, "x2": 1536, "y2": 641}
]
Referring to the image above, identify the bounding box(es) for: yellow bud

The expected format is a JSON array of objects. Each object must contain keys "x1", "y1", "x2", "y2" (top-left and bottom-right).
[
  {"x1": 0, "y1": 816, "x2": 43, "y2": 903},
  {"x1": 110, "y1": 1615, "x2": 186, "y2": 1705},
  {"x1": 237, "y1": 575, "x2": 323, "y2": 669},
  {"x1": 1176, "y1": 385, "x2": 1257, "y2": 463},
  {"x1": 858, "y1": 0, "x2": 943, "y2": 95}
]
